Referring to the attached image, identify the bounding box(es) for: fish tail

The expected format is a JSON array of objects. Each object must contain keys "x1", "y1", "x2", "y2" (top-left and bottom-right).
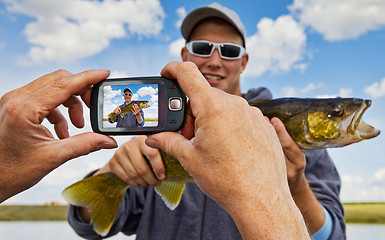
[
  {"x1": 154, "y1": 181, "x2": 186, "y2": 210},
  {"x1": 62, "y1": 172, "x2": 129, "y2": 236},
  {"x1": 107, "y1": 113, "x2": 116, "y2": 122}
]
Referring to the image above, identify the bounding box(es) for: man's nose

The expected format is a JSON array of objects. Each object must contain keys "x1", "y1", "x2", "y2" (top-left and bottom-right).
[{"x1": 207, "y1": 49, "x2": 222, "y2": 67}]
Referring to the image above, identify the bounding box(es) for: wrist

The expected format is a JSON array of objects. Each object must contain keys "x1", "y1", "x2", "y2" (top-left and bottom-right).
[
  {"x1": 227, "y1": 188, "x2": 310, "y2": 239},
  {"x1": 289, "y1": 173, "x2": 309, "y2": 198}
]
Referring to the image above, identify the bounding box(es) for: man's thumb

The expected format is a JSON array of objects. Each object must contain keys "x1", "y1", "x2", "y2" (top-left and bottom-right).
[
  {"x1": 53, "y1": 133, "x2": 117, "y2": 164},
  {"x1": 145, "y1": 132, "x2": 192, "y2": 162}
]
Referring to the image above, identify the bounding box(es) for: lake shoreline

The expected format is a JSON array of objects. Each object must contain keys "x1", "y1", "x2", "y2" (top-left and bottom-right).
[{"x1": 1, "y1": 203, "x2": 385, "y2": 223}]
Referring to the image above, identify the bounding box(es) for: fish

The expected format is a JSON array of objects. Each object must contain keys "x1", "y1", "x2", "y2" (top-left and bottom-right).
[
  {"x1": 107, "y1": 101, "x2": 149, "y2": 122},
  {"x1": 62, "y1": 97, "x2": 380, "y2": 235},
  {"x1": 62, "y1": 150, "x2": 191, "y2": 236},
  {"x1": 249, "y1": 98, "x2": 380, "y2": 149}
]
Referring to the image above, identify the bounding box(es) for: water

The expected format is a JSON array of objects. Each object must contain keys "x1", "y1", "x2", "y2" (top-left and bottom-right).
[
  {"x1": 0, "y1": 222, "x2": 135, "y2": 240},
  {"x1": 0, "y1": 222, "x2": 384, "y2": 239}
]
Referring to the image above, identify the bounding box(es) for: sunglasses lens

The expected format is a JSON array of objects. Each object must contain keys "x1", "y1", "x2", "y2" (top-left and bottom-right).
[
  {"x1": 192, "y1": 42, "x2": 213, "y2": 56},
  {"x1": 221, "y1": 45, "x2": 241, "y2": 58}
]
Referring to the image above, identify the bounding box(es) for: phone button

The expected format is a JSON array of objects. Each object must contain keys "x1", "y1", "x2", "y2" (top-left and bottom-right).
[{"x1": 169, "y1": 97, "x2": 182, "y2": 111}]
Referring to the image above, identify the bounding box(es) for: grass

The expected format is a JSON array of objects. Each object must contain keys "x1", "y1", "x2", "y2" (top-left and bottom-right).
[
  {"x1": 0, "y1": 203, "x2": 384, "y2": 223},
  {"x1": 343, "y1": 202, "x2": 385, "y2": 224},
  {"x1": 0, "y1": 205, "x2": 68, "y2": 221}
]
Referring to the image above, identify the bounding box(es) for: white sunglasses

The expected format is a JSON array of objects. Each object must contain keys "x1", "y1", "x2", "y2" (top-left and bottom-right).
[{"x1": 186, "y1": 40, "x2": 245, "y2": 60}]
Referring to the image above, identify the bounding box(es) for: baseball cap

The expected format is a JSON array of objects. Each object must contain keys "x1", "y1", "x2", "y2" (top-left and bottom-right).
[{"x1": 181, "y1": 3, "x2": 246, "y2": 47}]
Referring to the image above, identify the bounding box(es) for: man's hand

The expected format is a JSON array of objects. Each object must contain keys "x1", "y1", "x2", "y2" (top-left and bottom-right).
[
  {"x1": 145, "y1": 62, "x2": 310, "y2": 240},
  {"x1": 0, "y1": 69, "x2": 117, "y2": 203},
  {"x1": 96, "y1": 135, "x2": 165, "y2": 186},
  {"x1": 131, "y1": 104, "x2": 140, "y2": 116},
  {"x1": 113, "y1": 106, "x2": 122, "y2": 115}
]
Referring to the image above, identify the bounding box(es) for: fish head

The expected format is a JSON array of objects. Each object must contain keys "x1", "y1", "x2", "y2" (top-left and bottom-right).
[
  {"x1": 304, "y1": 98, "x2": 380, "y2": 148},
  {"x1": 138, "y1": 101, "x2": 149, "y2": 108}
]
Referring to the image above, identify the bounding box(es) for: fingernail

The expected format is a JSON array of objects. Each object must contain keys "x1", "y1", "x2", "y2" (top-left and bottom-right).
[
  {"x1": 158, "y1": 173, "x2": 165, "y2": 180},
  {"x1": 101, "y1": 137, "x2": 118, "y2": 149},
  {"x1": 271, "y1": 117, "x2": 278, "y2": 126},
  {"x1": 145, "y1": 137, "x2": 159, "y2": 149}
]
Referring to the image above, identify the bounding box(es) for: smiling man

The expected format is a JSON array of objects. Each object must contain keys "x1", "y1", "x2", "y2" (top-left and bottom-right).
[
  {"x1": 108, "y1": 88, "x2": 144, "y2": 128},
  {"x1": 68, "y1": 3, "x2": 345, "y2": 239}
]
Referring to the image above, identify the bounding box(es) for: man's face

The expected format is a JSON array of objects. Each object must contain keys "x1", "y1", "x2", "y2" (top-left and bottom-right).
[
  {"x1": 124, "y1": 91, "x2": 132, "y2": 103},
  {"x1": 182, "y1": 20, "x2": 248, "y2": 96}
]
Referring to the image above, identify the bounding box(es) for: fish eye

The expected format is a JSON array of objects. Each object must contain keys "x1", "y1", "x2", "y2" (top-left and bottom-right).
[{"x1": 330, "y1": 104, "x2": 344, "y2": 117}]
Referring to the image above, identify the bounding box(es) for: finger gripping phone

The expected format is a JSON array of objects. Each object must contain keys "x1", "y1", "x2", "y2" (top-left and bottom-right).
[{"x1": 90, "y1": 76, "x2": 186, "y2": 135}]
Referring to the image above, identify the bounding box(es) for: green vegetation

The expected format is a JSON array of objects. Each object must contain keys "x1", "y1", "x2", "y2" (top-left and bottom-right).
[
  {"x1": 343, "y1": 202, "x2": 385, "y2": 224},
  {"x1": 0, "y1": 205, "x2": 68, "y2": 221},
  {"x1": 0, "y1": 203, "x2": 384, "y2": 223}
]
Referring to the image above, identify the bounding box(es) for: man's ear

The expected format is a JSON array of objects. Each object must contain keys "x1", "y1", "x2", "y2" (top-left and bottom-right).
[
  {"x1": 240, "y1": 52, "x2": 249, "y2": 74},
  {"x1": 181, "y1": 47, "x2": 188, "y2": 62}
]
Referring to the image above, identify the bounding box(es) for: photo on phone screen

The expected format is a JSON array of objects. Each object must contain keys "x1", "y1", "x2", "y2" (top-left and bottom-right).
[
  {"x1": 91, "y1": 76, "x2": 185, "y2": 135},
  {"x1": 102, "y1": 83, "x2": 159, "y2": 129}
]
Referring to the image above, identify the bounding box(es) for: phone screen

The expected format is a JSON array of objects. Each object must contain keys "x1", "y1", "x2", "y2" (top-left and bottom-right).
[{"x1": 102, "y1": 83, "x2": 159, "y2": 129}]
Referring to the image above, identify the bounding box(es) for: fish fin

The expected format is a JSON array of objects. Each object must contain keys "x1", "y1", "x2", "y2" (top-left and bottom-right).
[
  {"x1": 154, "y1": 181, "x2": 186, "y2": 210},
  {"x1": 248, "y1": 99, "x2": 271, "y2": 107},
  {"x1": 62, "y1": 172, "x2": 129, "y2": 236}
]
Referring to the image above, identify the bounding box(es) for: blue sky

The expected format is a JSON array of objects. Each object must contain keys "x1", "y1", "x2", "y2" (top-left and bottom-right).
[{"x1": 1, "y1": 0, "x2": 385, "y2": 204}]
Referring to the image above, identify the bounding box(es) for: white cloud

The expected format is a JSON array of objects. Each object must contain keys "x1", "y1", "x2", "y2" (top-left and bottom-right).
[
  {"x1": 150, "y1": 94, "x2": 158, "y2": 104},
  {"x1": 341, "y1": 173, "x2": 385, "y2": 202},
  {"x1": 169, "y1": 38, "x2": 185, "y2": 57},
  {"x1": 342, "y1": 175, "x2": 363, "y2": 185},
  {"x1": 289, "y1": 0, "x2": 385, "y2": 41},
  {"x1": 364, "y1": 77, "x2": 385, "y2": 99},
  {"x1": 137, "y1": 86, "x2": 158, "y2": 97},
  {"x1": 132, "y1": 93, "x2": 139, "y2": 101},
  {"x1": 109, "y1": 70, "x2": 129, "y2": 78},
  {"x1": 372, "y1": 168, "x2": 385, "y2": 185},
  {"x1": 175, "y1": 7, "x2": 187, "y2": 29},
  {"x1": 300, "y1": 82, "x2": 324, "y2": 94},
  {"x1": 3, "y1": 0, "x2": 165, "y2": 64},
  {"x1": 103, "y1": 85, "x2": 121, "y2": 100},
  {"x1": 282, "y1": 82, "x2": 324, "y2": 96},
  {"x1": 316, "y1": 87, "x2": 353, "y2": 98},
  {"x1": 244, "y1": 15, "x2": 307, "y2": 77},
  {"x1": 282, "y1": 86, "x2": 297, "y2": 97}
]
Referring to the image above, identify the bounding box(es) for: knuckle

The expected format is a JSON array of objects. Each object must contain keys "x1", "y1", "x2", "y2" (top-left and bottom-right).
[
  {"x1": 108, "y1": 158, "x2": 119, "y2": 169},
  {"x1": 146, "y1": 149, "x2": 159, "y2": 159},
  {"x1": 127, "y1": 169, "x2": 139, "y2": 180},
  {"x1": 1, "y1": 97, "x2": 23, "y2": 121},
  {"x1": 136, "y1": 166, "x2": 148, "y2": 176},
  {"x1": 54, "y1": 69, "x2": 71, "y2": 77}
]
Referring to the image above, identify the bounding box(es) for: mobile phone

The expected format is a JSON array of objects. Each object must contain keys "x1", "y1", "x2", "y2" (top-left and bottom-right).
[{"x1": 90, "y1": 76, "x2": 186, "y2": 135}]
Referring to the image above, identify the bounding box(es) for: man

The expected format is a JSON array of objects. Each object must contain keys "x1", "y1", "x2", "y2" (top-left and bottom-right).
[
  {"x1": 68, "y1": 3, "x2": 345, "y2": 239},
  {"x1": 109, "y1": 88, "x2": 145, "y2": 128}
]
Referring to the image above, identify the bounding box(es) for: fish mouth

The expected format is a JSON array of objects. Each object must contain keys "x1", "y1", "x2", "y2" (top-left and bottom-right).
[{"x1": 349, "y1": 100, "x2": 380, "y2": 139}]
